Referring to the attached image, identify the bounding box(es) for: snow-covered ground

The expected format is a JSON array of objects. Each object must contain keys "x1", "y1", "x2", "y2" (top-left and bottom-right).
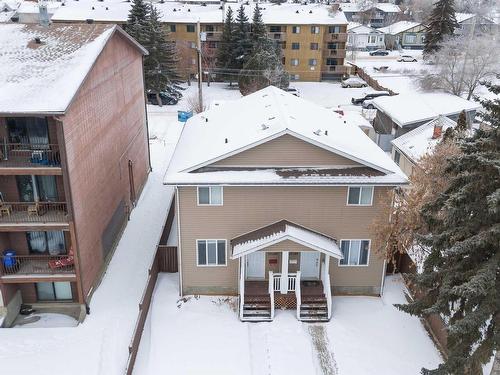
[
  {"x1": 14, "y1": 313, "x2": 78, "y2": 328},
  {"x1": 135, "y1": 274, "x2": 442, "y2": 375},
  {"x1": 0, "y1": 110, "x2": 183, "y2": 375}
]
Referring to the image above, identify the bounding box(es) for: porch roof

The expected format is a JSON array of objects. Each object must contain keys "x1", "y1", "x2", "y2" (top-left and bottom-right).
[{"x1": 230, "y1": 220, "x2": 343, "y2": 260}]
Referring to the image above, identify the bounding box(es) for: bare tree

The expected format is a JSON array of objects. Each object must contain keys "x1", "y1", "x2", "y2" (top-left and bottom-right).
[
  {"x1": 187, "y1": 93, "x2": 207, "y2": 113},
  {"x1": 420, "y1": 34, "x2": 499, "y2": 99}
]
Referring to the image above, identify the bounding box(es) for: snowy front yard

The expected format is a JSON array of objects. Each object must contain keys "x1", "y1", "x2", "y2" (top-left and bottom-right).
[{"x1": 135, "y1": 274, "x2": 442, "y2": 375}]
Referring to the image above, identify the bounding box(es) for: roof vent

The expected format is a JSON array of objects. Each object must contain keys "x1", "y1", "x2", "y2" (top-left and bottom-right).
[
  {"x1": 205, "y1": 118, "x2": 208, "y2": 122},
  {"x1": 225, "y1": 138, "x2": 228, "y2": 143},
  {"x1": 268, "y1": 116, "x2": 275, "y2": 120},
  {"x1": 313, "y1": 129, "x2": 322, "y2": 136},
  {"x1": 295, "y1": 10, "x2": 299, "y2": 13},
  {"x1": 34, "y1": 37, "x2": 42, "y2": 44},
  {"x1": 86, "y1": 18, "x2": 94, "y2": 23},
  {"x1": 91, "y1": 6, "x2": 95, "y2": 10},
  {"x1": 325, "y1": 130, "x2": 328, "y2": 135},
  {"x1": 105, "y1": 7, "x2": 108, "y2": 10},
  {"x1": 309, "y1": 10, "x2": 312, "y2": 13},
  {"x1": 188, "y1": 8, "x2": 191, "y2": 12},
  {"x1": 261, "y1": 124, "x2": 269, "y2": 130},
  {"x1": 61, "y1": 2, "x2": 65, "y2": 5},
  {"x1": 173, "y1": 8, "x2": 176, "y2": 11}
]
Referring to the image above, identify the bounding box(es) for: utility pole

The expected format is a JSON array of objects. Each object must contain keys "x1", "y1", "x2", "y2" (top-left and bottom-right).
[{"x1": 196, "y1": 19, "x2": 203, "y2": 111}]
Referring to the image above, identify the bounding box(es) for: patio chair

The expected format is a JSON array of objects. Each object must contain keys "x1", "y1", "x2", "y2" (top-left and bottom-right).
[
  {"x1": 28, "y1": 201, "x2": 41, "y2": 216},
  {"x1": 0, "y1": 195, "x2": 12, "y2": 217}
]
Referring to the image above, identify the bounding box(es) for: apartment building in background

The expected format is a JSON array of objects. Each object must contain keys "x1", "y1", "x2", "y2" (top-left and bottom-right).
[
  {"x1": 0, "y1": 23, "x2": 150, "y2": 326},
  {"x1": 49, "y1": 1, "x2": 350, "y2": 81}
]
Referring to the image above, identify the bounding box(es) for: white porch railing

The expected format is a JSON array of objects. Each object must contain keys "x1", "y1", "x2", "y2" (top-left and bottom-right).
[
  {"x1": 239, "y1": 257, "x2": 245, "y2": 320},
  {"x1": 268, "y1": 271, "x2": 275, "y2": 319},
  {"x1": 321, "y1": 259, "x2": 332, "y2": 320},
  {"x1": 273, "y1": 272, "x2": 281, "y2": 292},
  {"x1": 287, "y1": 273, "x2": 297, "y2": 292},
  {"x1": 295, "y1": 271, "x2": 302, "y2": 320}
]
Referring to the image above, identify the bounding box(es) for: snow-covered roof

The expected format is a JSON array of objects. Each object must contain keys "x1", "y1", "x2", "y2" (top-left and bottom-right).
[
  {"x1": 391, "y1": 116, "x2": 457, "y2": 163},
  {"x1": 52, "y1": 1, "x2": 348, "y2": 25},
  {"x1": 231, "y1": 220, "x2": 343, "y2": 259},
  {"x1": 0, "y1": 23, "x2": 146, "y2": 115},
  {"x1": 378, "y1": 21, "x2": 421, "y2": 35},
  {"x1": 455, "y1": 12, "x2": 475, "y2": 23},
  {"x1": 0, "y1": 0, "x2": 19, "y2": 22},
  {"x1": 372, "y1": 93, "x2": 480, "y2": 127},
  {"x1": 347, "y1": 22, "x2": 382, "y2": 34},
  {"x1": 339, "y1": 2, "x2": 401, "y2": 13},
  {"x1": 165, "y1": 86, "x2": 407, "y2": 186}
]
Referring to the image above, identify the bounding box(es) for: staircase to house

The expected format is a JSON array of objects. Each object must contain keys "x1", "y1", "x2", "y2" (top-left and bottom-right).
[
  {"x1": 299, "y1": 280, "x2": 329, "y2": 322},
  {"x1": 241, "y1": 281, "x2": 273, "y2": 321}
]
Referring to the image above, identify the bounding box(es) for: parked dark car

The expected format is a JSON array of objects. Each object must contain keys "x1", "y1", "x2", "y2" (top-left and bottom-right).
[
  {"x1": 351, "y1": 91, "x2": 390, "y2": 105},
  {"x1": 146, "y1": 91, "x2": 178, "y2": 106},
  {"x1": 369, "y1": 49, "x2": 389, "y2": 56}
]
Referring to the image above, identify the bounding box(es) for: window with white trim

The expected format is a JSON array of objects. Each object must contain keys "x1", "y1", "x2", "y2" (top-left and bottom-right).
[
  {"x1": 347, "y1": 186, "x2": 373, "y2": 205},
  {"x1": 290, "y1": 58, "x2": 299, "y2": 66},
  {"x1": 197, "y1": 239, "x2": 226, "y2": 266},
  {"x1": 198, "y1": 186, "x2": 223, "y2": 205},
  {"x1": 339, "y1": 240, "x2": 370, "y2": 266}
]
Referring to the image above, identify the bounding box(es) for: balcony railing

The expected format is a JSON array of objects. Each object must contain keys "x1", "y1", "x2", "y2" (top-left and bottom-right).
[
  {"x1": 0, "y1": 254, "x2": 75, "y2": 277},
  {"x1": 0, "y1": 143, "x2": 61, "y2": 168},
  {"x1": 0, "y1": 202, "x2": 68, "y2": 223},
  {"x1": 329, "y1": 33, "x2": 348, "y2": 42},
  {"x1": 328, "y1": 49, "x2": 347, "y2": 58}
]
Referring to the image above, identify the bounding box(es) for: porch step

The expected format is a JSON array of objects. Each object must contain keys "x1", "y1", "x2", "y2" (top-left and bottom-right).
[{"x1": 299, "y1": 293, "x2": 329, "y2": 322}]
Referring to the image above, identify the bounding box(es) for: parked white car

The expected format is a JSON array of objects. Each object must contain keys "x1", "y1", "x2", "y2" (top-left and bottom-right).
[
  {"x1": 341, "y1": 77, "x2": 368, "y2": 88},
  {"x1": 284, "y1": 87, "x2": 301, "y2": 96},
  {"x1": 397, "y1": 55, "x2": 417, "y2": 62}
]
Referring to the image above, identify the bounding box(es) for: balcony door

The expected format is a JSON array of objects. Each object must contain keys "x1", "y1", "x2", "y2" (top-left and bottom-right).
[
  {"x1": 16, "y1": 175, "x2": 57, "y2": 202},
  {"x1": 6, "y1": 117, "x2": 49, "y2": 145},
  {"x1": 36, "y1": 282, "x2": 72, "y2": 301},
  {"x1": 27, "y1": 231, "x2": 66, "y2": 255}
]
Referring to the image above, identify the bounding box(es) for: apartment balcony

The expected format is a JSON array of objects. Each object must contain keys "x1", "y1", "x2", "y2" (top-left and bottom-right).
[
  {"x1": 0, "y1": 143, "x2": 61, "y2": 174},
  {"x1": 204, "y1": 31, "x2": 221, "y2": 41},
  {"x1": 0, "y1": 202, "x2": 69, "y2": 230},
  {"x1": 269, "y1": 32, "x2": 286, "y2": 41},
  {"x1": 323, "y1": 65, "x2": 350, "y2": 74},
  {"x1": 327, "y1": 49, "x2": 347, "y2": 58},
  {"x1": 0, "y1": 254, "x2": 76, "y2": 282},
  {"x1": 328, "y1": 33, "x2": 348, "y2": 43}
]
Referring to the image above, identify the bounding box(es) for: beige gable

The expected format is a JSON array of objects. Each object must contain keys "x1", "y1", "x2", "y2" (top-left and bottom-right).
[{"x1": 210, "y1": 134, "x2": 362, "y2": 168}]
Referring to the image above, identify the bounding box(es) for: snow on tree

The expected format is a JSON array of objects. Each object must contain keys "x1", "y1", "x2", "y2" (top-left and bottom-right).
[
  {"x1": 396, "y1": 82, "x2": 500, "y2": 375},
  {"x1": 251, "y1": 4, "x2": 267, "y2": 47},
  {"x1": 423, "y1": 0, "x2": 459, "y2": 54},
  {"x1": 420, "y1": 34, "x2": 498, "y2": 99},
  {"x1": 233, "y1": 4, "x2": 252, "y2": 70},
  {"x1": 143, "y1": 6, "x2": 182, "y2": 103},
  {"x1": 216, "y1": 7, "x2": 237, "y2": 84},
  {"x1": 238, "y1": 38, "x2": 289, "y2": 96},
  {"x1": 456, "y1": 110, "x2": 467, "y2": 131},
  {"x1": 126, "y1": 0, "x2": 150, "y2": 47}
]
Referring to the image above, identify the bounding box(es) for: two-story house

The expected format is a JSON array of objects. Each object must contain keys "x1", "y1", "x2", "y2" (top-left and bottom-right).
[
  {"x1": 0, "y1": 23, "x2": 150, "y2": 326},
  {"x1": 164, "y1": 86, "x2": 407, "y2": 322}
]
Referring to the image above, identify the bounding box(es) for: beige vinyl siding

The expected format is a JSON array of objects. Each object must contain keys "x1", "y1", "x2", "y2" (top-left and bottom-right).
[
  {"x1": 210, "y1": 134, "x2": 363, "y2": 167},
  {"x1": 178, "y1": 185, "x2": 389, "y2": 295},
  {"x1": 392, "y1": 147, "x2": 415, "y2": 177}
]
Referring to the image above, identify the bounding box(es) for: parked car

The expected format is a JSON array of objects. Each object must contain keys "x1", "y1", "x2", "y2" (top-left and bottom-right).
[
  {"x1": 397, "y1": 55, "x2": 417, "y2": 62},
  {"x1": 369, "y1": 49, "x2": 389, "y2": 56},
  {"x1": 351, "y1": 91, "x2": 390, "y2": 105},
  {"x1": 362, "y1": 99, "x2": 376, "y2": 109},
  {"x1": 146, "y1": 91, "x2": 178, "y2": 106},
  {"x1": 284, "y1": 87, "x2": 301, "y2": 97},
  {"x1": 341, "y1": 77, "x2": 368, "y2": 88}
]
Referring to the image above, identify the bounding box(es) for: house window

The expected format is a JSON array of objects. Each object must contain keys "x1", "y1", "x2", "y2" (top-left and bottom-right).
[
  {"x1": 290, "y1": 58, "x2": 299, "y2": 66},
  {"x1": 198, "y1": 186, "x2": 223, "y2": 205},
  {"x1": 186, "y1": 24, "x2": 195, "y2": 32},
  {"x1": 339, "y1": 240, "x2": 370, "y2": 266},
  {"x1": 197, "y1": 240, "x2": 226, "y2": 266},
  {"x1": 291, "y1": 42, "x2": 300, "y2": 50},
  {"x1": 36, "y1": 282, "x2": 73, "y2": 301},
  {"x1": 292, "y1": 26, "x2": 300, "y2": 33},
  {"x1": 309, "y1": 58, "x2": 317, "y2": 66},
  {"x1": 347, "y1": 186, "x2": 373, "y2": 205},
  {"x1": 311, "y1": 26, "x2": 320, "y2": 34},
  {"x1": 310, "y1": 42, "x2": 319, "y2": 50},
  {"x1": 404, "y1": 33, "x2": 417, "y2": 44},
  {"x1": 170, "y1": 24, "x2": 176, "y2": 32},
  {"x1": 368, "y1": 35, "x2": 376, "y2": 43},
  {"x1": 328, "y1": 25, "x2": 341, "y2": 33},
  {"x1": 394, "y1": 150, "x2": 401, "y2": 165}
]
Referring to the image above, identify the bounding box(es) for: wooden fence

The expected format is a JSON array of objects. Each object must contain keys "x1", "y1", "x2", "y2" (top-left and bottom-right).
[
  {"x1": 350, "y1": 64, "x2": 398, "y2": 95},
  {"x1": 125, "y1": 196, "x2": 177, "y2": 375}
]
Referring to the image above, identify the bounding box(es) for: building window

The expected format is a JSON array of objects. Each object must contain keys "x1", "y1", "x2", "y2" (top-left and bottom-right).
[
  {"x1": 291, "y1": 74, "x2": 300, "y2": 80},
  {"x1": 170, "y1": 24, "x2": 176, "y2": 32},
  {"x1": 310, "y1": 42, "x2": 319, "y2": 50},
  {"x1": 309, "y1": 58, "x2": 317, "y2": 66},
  {"x1": 280, "y1": 41, "x2": 287, "y2": 49},
  {"x1": 187, "y1": 24, "x2": 195, "y2": 32},
  {"x1": 189, "y1": 41, "x2": 196, "y2": 49},
  {"x1": 197, "y1": 240, "x2": 226, "y2": 266},
  {"x1": 328, "y1": 25, "x2": 341, "y2": 33},
  {"x1": 27, "y1": 231, "x2": 66, "y2": 255},
  {"x1": 291, "y1": 42, "x2": 300, "y2": 50},
  {"x1": 327, "y1": 42, "x2": 338, "y2": 50},
  {"x1": 394, "y1": 150, "x2": 401, "y2": 165},
  {"x1": 208, "y1": 41, "x2": 217, "y2": 49},
  {"x1": 368, "y1": 35, "x2": 376, "y2": 43},
  {"x1": 405, "y1": 33, "x2": 417, "y2": 44},
  {"x1": 347, "y1": 186, "x2": 374, "y2": 205},
  {"x1": 36, "y1": 282, "x2": 73, "y2": 301},
  {"x1": 339, "y1": 240, "x2": 370, "y2": 266},
  {"x1": 290, "y1": 58, "x2": 299, "y2": 66},
  {"x1": 326, "y1": 58, "x2": 338, "y2": 66},
  {"x1": 311, "y1": 26, "x2": 320, "y2": 34},
  {"x1": 292, "y1": 26, "x2": 300, "y2": 33},
  {"x1": 198, "y1": 186, "x2": 223, "y2": 205},
  {"x1": 282, "y1": 56, "x2": 286, "y2": 65},
  {"x1": 205, "y1": 25, "x2": 215, "y2": 32},
  {"x1": 269, "y1": 25, "x2": 281, "y2": 33}
]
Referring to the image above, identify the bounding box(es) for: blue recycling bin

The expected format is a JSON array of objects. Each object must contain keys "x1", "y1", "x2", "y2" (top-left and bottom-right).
[
  {"x1": 178, "y1": 110, "x2": 193, "y2": 122},
  {"x1": 3, "y1": 249, "x2": 17, "y2": 268}
]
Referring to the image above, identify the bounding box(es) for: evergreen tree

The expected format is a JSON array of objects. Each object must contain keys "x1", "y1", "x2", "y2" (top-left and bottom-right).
[
  {"x1": 233, "y1": 5, "x2": 251, "y2": 69},
  {"x1": 143, "y1": 6, "x2": 182, "y2": 102},
  {"x1": 456, "y1": 109, "x2": 467, "y2": 131},
  {"x1": 216, "y1": 7, "x2": 237, "y2": 84},
  {"x1": 250, "y1": 4, "x2": 267, "y2": 49},
  {"x1": 397, "y1": 82, "x2": 500, "y2": 374},
  {"x1": 423, "y1": 0, "x2": 459, "y2": 55},
  {"x1": 126, "y1": 0, "x2": 150, "y2": 46}
]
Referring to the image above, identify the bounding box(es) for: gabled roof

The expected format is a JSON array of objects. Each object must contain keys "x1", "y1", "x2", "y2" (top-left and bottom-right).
[
  {"x1": 231, "y1": 220, "x2": 343, "y2": 259},
  {"x1": 348, "y1": 23, "x2": 383, "y2": 34},
  {"x1": 165, "y1": 86, "x2": 406, "y2": 186},
  {"x1": 455, "y1": 12, "x2": 475, "y2": 23},
  {"x1": 391, "y1": 116, "x2": 457, "y2": 163},
  {"x1": 339, "y1": 2, "x2": 401, "y2": 13},
  {"x1": 372, "y1": 93, "x2": 480, "y2": 128},
  {"x1": 378, "y1": 21, "x2": 422, "y2": 35},
  {"x1": 0, "y1": 23, "x2": 147, "y2": 115}
]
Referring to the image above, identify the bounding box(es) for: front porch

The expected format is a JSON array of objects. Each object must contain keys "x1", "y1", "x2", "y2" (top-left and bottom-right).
[{"x1": 232, "y1": 220, "x2": 342, "y2": 322}]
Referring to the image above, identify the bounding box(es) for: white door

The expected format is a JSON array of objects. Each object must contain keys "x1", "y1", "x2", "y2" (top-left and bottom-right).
[
  {"x1": 300, "y1": 252, "x2": 320, "y2": 279},
  {"x1": 246, "y1": 252, "x2": 265, "y2": 279}
]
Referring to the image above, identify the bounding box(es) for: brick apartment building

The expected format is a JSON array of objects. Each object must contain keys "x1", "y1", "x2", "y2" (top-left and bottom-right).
[
  {"x1": 0, "y1": 23, "x2": 150, "y2": 326},
  {"x1": 50, "y1": 1, "x2": 350, "y2": 81}
]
